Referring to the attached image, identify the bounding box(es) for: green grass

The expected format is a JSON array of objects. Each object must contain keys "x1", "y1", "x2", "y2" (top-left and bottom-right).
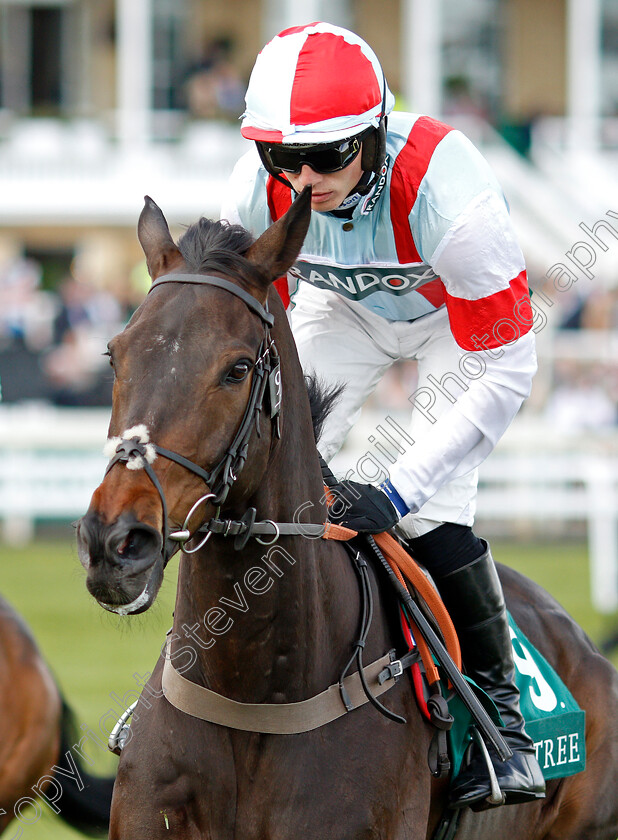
[
  {"x1": 0, "y1": 535, "x2": 179, "y2": 839},
  {"x1": 493, "y1": 540, "x2": 618, "y2": 667},
  {"x1": 0, "y1": 535, "x2": 616, "y2": 838}
]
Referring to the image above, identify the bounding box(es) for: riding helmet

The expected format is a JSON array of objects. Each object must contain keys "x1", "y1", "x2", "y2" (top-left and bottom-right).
[{"x1": 241, "y1": 22, "x2": 394, "y2": 180}]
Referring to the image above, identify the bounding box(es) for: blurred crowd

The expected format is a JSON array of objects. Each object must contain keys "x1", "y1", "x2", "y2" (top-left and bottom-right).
[
  {"x1": 543, "y1": 287, "x2": 618, "y2": 434},
  {"x1": 1, "y1": 250, "x2": 617, "y2": 437},
  {"x1": 183, "y1": 37, "x2": 246, "y2": 123},
  {"x1": 364, "y1": 281, "x2": 618, "y2": 435},
  {"x1": 0, "y1": 255, "x2": 128, "y2": 406},
  {"x1": 2, "y1": 250, "x2": 617, "y2": 435}
]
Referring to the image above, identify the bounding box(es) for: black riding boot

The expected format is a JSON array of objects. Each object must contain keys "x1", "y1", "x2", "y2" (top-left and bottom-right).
[{"x1": 434, "y1": 546, "x2": 546, "y2": 811}]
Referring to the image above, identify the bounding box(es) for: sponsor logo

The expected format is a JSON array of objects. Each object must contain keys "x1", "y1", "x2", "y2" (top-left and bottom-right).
[
  {"x1": 533, "y1": 731, "x2": 582, "y2": 771},
  {"x1": 362, "y1": 155, "x2": 390, "y2": 215},
  {"x1": 289, "y1": 260, "x2": 438, "y2": 301},
  {"x1": 510, "y1": 623, "x2": 586, "y2": 780},
  {"x1": 339, "y1": 191, "x2": 363, "y2": 210}
]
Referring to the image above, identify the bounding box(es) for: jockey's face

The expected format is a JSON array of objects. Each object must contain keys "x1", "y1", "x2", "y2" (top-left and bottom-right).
[{"x1": 284, "y1": 150, "x2": 364, "y2": 213}]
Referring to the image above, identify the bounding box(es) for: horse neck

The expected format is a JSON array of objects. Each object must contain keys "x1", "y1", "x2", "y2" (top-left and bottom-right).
[{"x1": 171, "y1": 317, "x2": 362, "y2": 703}]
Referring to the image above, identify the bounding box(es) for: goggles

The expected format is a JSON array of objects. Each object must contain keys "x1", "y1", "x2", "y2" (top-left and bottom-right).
[{"x1": 258, "y1": 134, "x2": 364, "y2": 175}]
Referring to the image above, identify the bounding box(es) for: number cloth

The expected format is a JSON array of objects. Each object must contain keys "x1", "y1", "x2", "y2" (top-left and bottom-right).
[{"x1": 448, "y1": 613, "x2": 586, "y2": 782}]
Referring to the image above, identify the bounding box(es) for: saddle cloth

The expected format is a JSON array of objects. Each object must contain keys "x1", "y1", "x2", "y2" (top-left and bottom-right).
[{"x1": 446, "y1": 614, "x2": 586, "y2": 781}]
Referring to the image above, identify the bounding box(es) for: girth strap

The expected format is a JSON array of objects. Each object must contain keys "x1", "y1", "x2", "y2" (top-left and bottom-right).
[{"x1": 161, "y1": 635, "x2": 400, "y2": 734}]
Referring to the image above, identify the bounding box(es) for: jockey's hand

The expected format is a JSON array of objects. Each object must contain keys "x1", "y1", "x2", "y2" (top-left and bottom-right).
[{"x1": 326, "y1": 480, "x2": 401, "y2": 534}]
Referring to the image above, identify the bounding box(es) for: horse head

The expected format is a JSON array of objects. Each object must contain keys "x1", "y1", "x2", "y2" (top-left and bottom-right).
[{"x1": 76, "y1": 188, "x2": 312, "y2": 615}]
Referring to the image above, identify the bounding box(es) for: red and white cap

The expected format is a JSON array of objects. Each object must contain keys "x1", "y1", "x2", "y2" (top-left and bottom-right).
[{"x1": 241, "y1": 22, "x2": 394, "y2": 145}]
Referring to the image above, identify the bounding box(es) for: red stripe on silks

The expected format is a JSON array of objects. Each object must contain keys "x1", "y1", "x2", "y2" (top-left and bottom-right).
[
  {"x1": 266, "y1": 175, "x2": 293, "y2": 221},
  {"x1": 273, "y1": 277, "x2": 290, "y2": 308},
  {"x1": 390, "y1": 116, "x2": 453, "y2": 263},
  {"x1": 290, "y1": 33, "x2": 381, "y2": 126},
  {"x1": 445, "y1": 269, "x2": 533, "y2": 351},
  {"x1": 415, "y1": 278, "x2": 446, "y2": 308},
  {"x1": 266, "y1": 176, "x2": 294, "y2": 308}
]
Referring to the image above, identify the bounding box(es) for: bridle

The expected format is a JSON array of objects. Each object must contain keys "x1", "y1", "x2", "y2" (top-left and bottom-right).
[
  {"x1": 100, "y1": 277, "x2": 504, "y2": 757},
  {"x1": 101, "y1": 274, "x2": 432, "y2": 734},
  {"x1": 104, "y1": 272, "x2": 284, "y2": 565}
]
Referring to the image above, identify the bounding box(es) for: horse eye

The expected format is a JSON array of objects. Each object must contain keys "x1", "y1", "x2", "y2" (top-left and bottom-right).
[{"x1": 225, "y1": 360, "x2": 252, "y2": 384}]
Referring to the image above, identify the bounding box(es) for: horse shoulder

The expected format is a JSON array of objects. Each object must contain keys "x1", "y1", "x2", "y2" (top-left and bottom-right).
[{"x1": 110, "y1": 657, "x2": 238, "y2": 839}]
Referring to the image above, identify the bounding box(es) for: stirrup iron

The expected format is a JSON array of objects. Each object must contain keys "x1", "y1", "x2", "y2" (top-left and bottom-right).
[{"x1": 471, "y1": 727, "x2": 505, "y2": 807}]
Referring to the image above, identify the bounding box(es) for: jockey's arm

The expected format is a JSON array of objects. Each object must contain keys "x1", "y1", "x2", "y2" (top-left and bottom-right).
[
  {"x1": 384, "y1": 185, "x2": 538, "y2": 516},
  {"x1": 386, "y1": 331, "x2": 536, "y2": 515}
]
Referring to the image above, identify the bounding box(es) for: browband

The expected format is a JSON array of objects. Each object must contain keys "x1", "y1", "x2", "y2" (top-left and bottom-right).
[{"x1": 150, "y1": 273, "x2": 274, "y2": 327}]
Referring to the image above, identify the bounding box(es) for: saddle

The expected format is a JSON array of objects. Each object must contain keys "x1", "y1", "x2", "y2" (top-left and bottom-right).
[
  {"x1": 323, "y1": 526, "x2": 586, "y2": 792},
  {"x1": 323, "y1": 526, "x2": 463, "y2": 777}
]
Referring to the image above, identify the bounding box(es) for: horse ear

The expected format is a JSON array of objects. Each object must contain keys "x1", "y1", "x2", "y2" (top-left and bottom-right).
[
  {"x1": 245, "y1": 186, "x2": 312, "y2": 283},
  {"x1": 138, "y1": 196, "x2": 184, "y2": 281}
]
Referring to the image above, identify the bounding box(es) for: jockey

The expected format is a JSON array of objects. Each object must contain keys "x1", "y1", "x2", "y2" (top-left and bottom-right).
[{"x1": 220, "y1": 21, "x2": 545, "y2": 811}]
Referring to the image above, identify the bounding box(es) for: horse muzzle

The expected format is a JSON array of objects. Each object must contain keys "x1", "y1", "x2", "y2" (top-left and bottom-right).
[{"x1": 76, "y1": 512, "x2": 164, "y2": 615}]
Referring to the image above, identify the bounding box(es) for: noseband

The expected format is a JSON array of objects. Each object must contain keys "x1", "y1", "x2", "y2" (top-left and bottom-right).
[{"x1": 105, "y1": 273, "x2": 282, "y2": 565}]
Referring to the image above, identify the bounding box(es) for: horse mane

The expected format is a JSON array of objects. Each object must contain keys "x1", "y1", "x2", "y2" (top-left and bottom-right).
[
  {"x1": 177, "y1": 218, "x2": 266, "y2": 285},
  {"x1": 179, "y1": 220, "x2": 342, "y2": 446},
  {"x1": 306, "y1": 375, "x2": 344, "y2": 445}
]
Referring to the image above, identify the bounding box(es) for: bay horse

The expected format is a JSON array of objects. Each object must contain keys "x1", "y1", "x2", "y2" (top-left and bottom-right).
[
  {"x1": 0, "y1": 594, "x2": 114, "y2": 835},
  {"x1": 76, "y1": 188, "x2": 618, "y2": 840}
]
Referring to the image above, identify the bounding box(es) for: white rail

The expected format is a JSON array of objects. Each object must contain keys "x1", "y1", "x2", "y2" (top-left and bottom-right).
[
  {"x1": 476, "y1": 453, "x2": 618, "y2": 613},
  {"x1": 332, "y1": 415, "x2": 618, "y2": 615},
  {"x1": 1, "y1": 406, "x2": 617, "y2": 613},
  {"x1": 0, "y1": 405, "x2": 108, "y2": 543}
]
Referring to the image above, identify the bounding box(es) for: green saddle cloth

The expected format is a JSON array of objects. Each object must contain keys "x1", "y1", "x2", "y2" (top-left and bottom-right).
[{"x1": 447, "y1": 612, "x2": 586, "y2": 781}]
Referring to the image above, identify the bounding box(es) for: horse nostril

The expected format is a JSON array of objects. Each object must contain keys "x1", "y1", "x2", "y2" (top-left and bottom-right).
[{"x1": 116, "y1": 527, "x2": 160, "y2": 562}]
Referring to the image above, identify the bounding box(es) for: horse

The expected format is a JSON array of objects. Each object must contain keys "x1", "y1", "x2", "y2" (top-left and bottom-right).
[
  {"x1": 76, "y1": 188, "x2": 618, "y2": 840},
  {"x1": 0, "y1": 593, "x2": 114, "y2": 836}
]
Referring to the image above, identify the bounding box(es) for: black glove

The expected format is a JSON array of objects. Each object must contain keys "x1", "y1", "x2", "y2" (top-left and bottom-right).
[{"x1": 326, "y1": 480, "x2": 400, "y2": 534}]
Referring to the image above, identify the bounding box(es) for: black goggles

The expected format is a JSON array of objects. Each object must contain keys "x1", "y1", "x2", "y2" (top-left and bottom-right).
[{"x1": 258, "y1": 134, "x2": 363, "y2": 175}]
